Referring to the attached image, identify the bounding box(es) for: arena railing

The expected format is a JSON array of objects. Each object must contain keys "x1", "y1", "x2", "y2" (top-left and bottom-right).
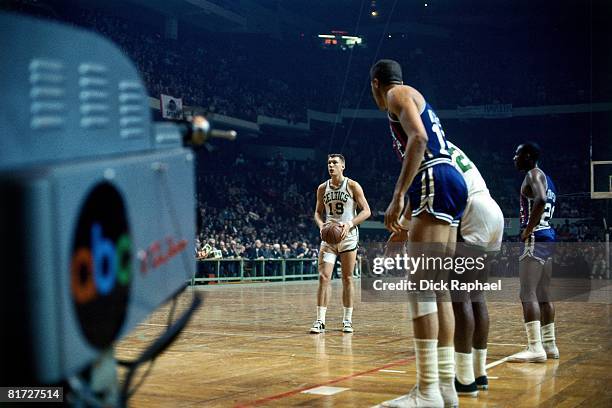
[{"x1": 191, "y1": 257, "x2": 363, "y2": 284}]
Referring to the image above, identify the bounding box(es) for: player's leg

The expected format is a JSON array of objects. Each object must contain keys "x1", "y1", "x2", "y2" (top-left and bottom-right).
[
  {"x1": 471, "y1": 291, "x2": 489, "y2": 389},
  {"x1": 471, "y1": 250, "x2": 495, "y2": 389},
  {"x1": 404, "y1": 212, "x2": 453, "y2": 407},
  {"x1": 436, "y1": 225, "x2": 457, "y2": 403},
  {"x1": 382, "y1": 165, "x2": 466, "y2": 408},
  {"x1": 311, "y1": 245, "x2": 336, "y2": 334},
  {"x1": 469, "y1": 195, "x2": 502, "y2": 389},
  {"x1": 339, "y1": 249, "x2": 356, "y2": 332},
  {"x1": 317, "y1": 249, "x2": 335, "y2": 309},
  {"x1": 451, "y1": 194, "x2": 484, "y2": 396},
  {"x1": 520, "y1": 257, "x2": 543, "y2": 321},
  {"x1": 439, "y1": 225, "x2": 456, "y2": 352},
  {"x1": 382, "y1": 213, "x2": 449, "y2": 408},
  {"x1": 452, "y1": 292, "x2": 475, "y2": 383},
  {"x1": 382, "y1": 208, "x2": 443, "y2": 408},
  {"x1": 538, "y1": 258, "x2": 558, "y2": 358},
  {"x1": 507, "y1": 255, "x2": 546, "y2": 362},
  {"x1": 470, "y1": 252, "x2": 493, "y2": 389},
  {"x1": 452, "y1": 243, "x2": 480, "y2": 396}
]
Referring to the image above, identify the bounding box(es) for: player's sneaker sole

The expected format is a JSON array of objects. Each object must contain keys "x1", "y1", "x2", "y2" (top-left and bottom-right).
[
  {"x1": 507, "y1": 350, "x2": 547, "y2": 363},
  {"x1": 310, "y1": 328, "x2": 325, "y2": 334},
  {"x1": 380, "y1": 387, "x2": 444, "y2": 408},
  {"x1": 342, "y1": 321, "x2": 353, "y2": 333},
  {"x1": 454, "y1": 378, "x2": 478, "y2": 397},
  {"x1": 475, "y1": 375, "x2": 488, "y2": 390},
  {"x1": 310, "y1": 320, "x2": 325, "y2": 334},
  {"x1": 544, "y1": 346, "x2": 559, "y2": 359}
]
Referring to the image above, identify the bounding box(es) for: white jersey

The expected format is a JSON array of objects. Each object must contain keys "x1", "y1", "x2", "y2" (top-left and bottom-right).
[
  {"x1": 323, "y1": 177, "x2": 356, "y2": 224},
  {"x1": 446, "y1": 141, "x2": 488, "y2": 197},
  {"x1": 447, "y1": 141, "x2": 504, "y2": 251}
]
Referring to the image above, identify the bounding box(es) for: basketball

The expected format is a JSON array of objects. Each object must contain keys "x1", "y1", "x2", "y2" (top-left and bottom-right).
[{"x1": 321, "y1": 223, "x2": 343, "y2": 244}]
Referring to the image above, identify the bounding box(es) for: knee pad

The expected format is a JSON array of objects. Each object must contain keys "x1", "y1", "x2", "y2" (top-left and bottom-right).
[
  {"x1": 322, "y1": 251, "x2": 337, "y2": 264},
  {"x1": 408, "y1": 292, "x2": 438, "y2": 319}
]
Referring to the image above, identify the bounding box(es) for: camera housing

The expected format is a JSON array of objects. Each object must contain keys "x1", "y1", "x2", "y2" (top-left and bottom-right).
[{"x1": 0, "y1": 12, "x2": 195, "y2": 384}]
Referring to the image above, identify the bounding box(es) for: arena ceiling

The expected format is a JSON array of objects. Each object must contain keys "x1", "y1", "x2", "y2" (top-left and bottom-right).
[
  {"x1": 55, "y1": 0, "x2": 601, "y2": 47},
  {"x1": 117, "y1": 0, "x2": 596, "y2": 37}
]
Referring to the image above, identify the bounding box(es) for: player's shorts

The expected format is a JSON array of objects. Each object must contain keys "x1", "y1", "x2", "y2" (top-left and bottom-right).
[
  {"x1": 452, "y1": 191, "x2": 504, "y2": 252},
  {"x1": 519, "y1": 228, "x2": 556, "y2": 264},
  {"x1": 409, "y1": 163, "x2": 468, "y2": 224},
  {"x1": 320, "y1": 227, "x2": 358, "y2": 262}
]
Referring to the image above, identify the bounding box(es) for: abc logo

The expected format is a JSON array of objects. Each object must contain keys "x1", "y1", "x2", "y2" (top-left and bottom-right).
[
  {"x1": 71, "y1": 183, "x2": 132, "y2": 349},
  {"x1": 71, "y1": 224, "x2": 130, "y2": 303}
]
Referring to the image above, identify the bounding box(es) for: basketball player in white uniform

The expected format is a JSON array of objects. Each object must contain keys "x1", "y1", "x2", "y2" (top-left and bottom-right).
[
  {"x1": 446, "y1": 140, "x2": 504, "y2": 397},
  {"x1": 311, "y1": 154, "x2": 371, "y2": 334}
]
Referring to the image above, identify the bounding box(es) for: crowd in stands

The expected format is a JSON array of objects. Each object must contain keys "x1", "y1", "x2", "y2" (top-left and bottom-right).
[
  {"x1": 6, "y1": 1, "x2": 601, "y2": 124},
  {"x1": 195, "y1": 149, "x2": 321, "y2": 268}
]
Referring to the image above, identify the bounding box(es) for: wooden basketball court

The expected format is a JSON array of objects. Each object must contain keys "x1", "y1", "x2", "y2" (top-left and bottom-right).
[{"x1": 117, "y1": 278, "x2": 612, "y2": 407}]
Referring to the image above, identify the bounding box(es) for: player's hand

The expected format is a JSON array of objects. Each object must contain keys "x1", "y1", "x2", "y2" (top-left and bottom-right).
[
  {"x1": 319, "y1": 221, "x2": 332, "y2": 239},
  {"x1": 339, "y1": 221, "x2": 353, "y2": 240},
  {"x1": 384, "y1": 230, "x2": 408, "y2": 258},
  {"x1": 384, "y1": 194, "x2": 405, "y2": 233},
  {"x1": 387, "y1": 230, "x2": 409, "y2": 243},
  {"x1": 520, "y1": 229, "x2": 532, "y2": 242}
]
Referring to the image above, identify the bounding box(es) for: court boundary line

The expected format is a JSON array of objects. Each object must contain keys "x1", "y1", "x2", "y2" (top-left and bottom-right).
[
  {"x1": 488, "y1": 342, "x2": 527, "y2": 347},
  {"x1": 486, "y1": 346, "x2": 527, "y2": 370},
  {"x1": 234, "y1": 356, "x2": 415, "y2": 407},
  {"x1": 234, "y1": 346, "x2": 522, "y2": 406},
  {"x1": 486, "y1": 356, "x2": 510, "y2": 370}
]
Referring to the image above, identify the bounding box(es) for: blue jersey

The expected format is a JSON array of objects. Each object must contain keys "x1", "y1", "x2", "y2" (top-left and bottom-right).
[
  {"x1": 388, "y1": 100, "x2": 452, "y2": 170},
  {"x1": 520, "y1": 171, "x2": 557, "y2": 238}
]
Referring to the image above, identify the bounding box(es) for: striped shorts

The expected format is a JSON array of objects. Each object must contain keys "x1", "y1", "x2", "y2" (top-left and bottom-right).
[{"x1": 408, "y1": 163, "x2": 468, "y2": 224}]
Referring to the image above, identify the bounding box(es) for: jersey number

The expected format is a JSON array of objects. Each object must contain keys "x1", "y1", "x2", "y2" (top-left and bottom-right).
[
  {"x1": 428, "y1": 109, "x2": 450, "y2": 156},
  {"x1": 448, "y1": 147, "x2": 472, "y2": 172},
  {"x1": 542, "y1": 202, "x2": 555, "y2": 223},
  {"x1": 328, "y1": 202, "x2": 344, "y2": 215}
]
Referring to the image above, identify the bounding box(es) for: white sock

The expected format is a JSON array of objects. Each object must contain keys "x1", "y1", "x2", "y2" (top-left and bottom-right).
[
  {"x1": 414, "y1": 339, "x2": 439, "y2": 398},
  {"x1": 437, "y1": 346, "x2": 455, "y2": 386},
  {"x1": 525, "y1": 320, "x2": 544, "y2": 351},
  {"x1": 343, "y1": 307, "x2": 353, "y2": 322},
  {"x1": 473, "y1": 348, "x2": 487, "y2": 378},
  {"x1": 317, "y1": 306, "x2": 327, "y2": 324},
  {"x1": 541, "y1": 323, "x2": 556, "y2": 345},
  {"x1": 455, "y1": 352, "x2": 475, "y2": 385}
]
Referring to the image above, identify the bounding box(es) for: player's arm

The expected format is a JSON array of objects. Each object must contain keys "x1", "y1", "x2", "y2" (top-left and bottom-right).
[
  {"x1": 387, "y1": 198, "x2": 412, "y2": 243},
  {"x1": 314, "y1": 183, "x2": 327, "y2": 233},
  {"x1": 384, "y1": 88, "x2": 428, "y2": 232},
  {"x1": 521, "y1": 169, "x2": 547, "y2": 240},
  {"x1": 340, "y1": 180, "x2": 371, "y2": 239},
  {"x1": 349, "y1": 180, "x2": 371, "y2": 226}
]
